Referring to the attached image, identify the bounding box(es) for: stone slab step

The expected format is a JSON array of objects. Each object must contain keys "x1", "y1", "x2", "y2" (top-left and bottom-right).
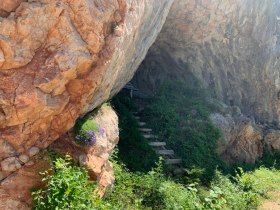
[
  {"x1": 165, "y1": 159, "x2": 182, "y2": 165},
  {"x1": 138, "y1": 122, "x2": 146, "y2": 126},
  {"x1": 143, "y1": 134, "x2": 158, "y2": 139},
  {"x1": 173, "y1": 168, "x2": 185, "y2": 175},
  {"x1": 157, "y1": 150, "x2": 175, "y2": 155},
  {"x1": 148, "y1": 142, "x2": 166, "y2": 147},
  {"x1": 134, "y1": 116, "x2": 140, "y2": 120},
  {"x1": 139, "y1": 128, "x2": 152, "y2": 132}
]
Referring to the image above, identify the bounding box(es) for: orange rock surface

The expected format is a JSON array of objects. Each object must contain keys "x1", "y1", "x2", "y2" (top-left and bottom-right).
[{"x1": 0, "y1": 0, "x2": 173, "y2": 209}]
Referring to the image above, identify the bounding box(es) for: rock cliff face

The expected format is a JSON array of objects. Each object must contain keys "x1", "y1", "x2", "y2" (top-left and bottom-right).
[
  {"x1": 135, "y1": 0, "x2": 280, "y2": 126},
  {"x1": 210, "y1": 113, "x2": 262, "y2": 164},
  {"x1": 0, "y1": 105, "x2": 119, "y2": 209},
  {"x1": 0, "y1": 1, "x2": 173, "y2": 209},
  {"x1": 51, "y1": 105, "x2": 119, "y2": 198},
  {"x1": 264, "y1": 129, "x2": 280, "y2": 152},
  {"x1": 0, "y1": 0, "x2": 173, "y2": 174},
  {"x1": 0, "y1": 0, "x2": 27, "y2": 17}
]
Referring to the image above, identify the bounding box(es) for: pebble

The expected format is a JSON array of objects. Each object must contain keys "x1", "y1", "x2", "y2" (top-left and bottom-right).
[
  {"x1": 19, "y1": 154, "x2": 29, "y2": 164},
  {"x1": 1, "y1": 157, "x2": 21, "y2": 172},
  {"x1": 28, "y1": 146, "x2": 40, "y2": 157},
  {"x1": 79, "y1": 154, "x2": 87, "y2": 167},
  {"x1": 25, "y1": 161, "x2": 35, "y2": 167}
]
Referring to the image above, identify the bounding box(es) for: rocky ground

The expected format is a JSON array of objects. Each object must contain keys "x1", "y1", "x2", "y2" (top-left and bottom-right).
[{"x1": 260, "y1": 191, "x2": 280, "y2": 210}]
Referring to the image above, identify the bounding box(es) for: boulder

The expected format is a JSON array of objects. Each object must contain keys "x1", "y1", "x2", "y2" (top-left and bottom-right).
[
  {"x1": 50, "y1": 105, "x2": 119, "y2": 197},
  {"x1": 0, "y1": 105, "x2": 119, "y2": 209},
  {"x1": 0, "y1": 156, "x2": 50, "y2": 209},
  {"x1": 0, "y1": 0, "x2": 173, "y2": 176},
  {"x1": 210, "y1": 113, "x2": 263, "y2": 164},
  {"x1": 264, "y1": 130, "x2": 280, "y2": 151}
]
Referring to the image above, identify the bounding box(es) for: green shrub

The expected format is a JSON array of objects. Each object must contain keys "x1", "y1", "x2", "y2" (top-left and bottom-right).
[
  {"x1": 104, "y1": 151, "x2": 262, "y2": 210},
  {"x1": 32, "y1": 155, "x2": 96, "y2": 210},
  {"x1": 204, "y1": 171, "x2": 259, "y2": 210},
  {"x1": 32, "y1": 151, "x2": 266, "y2": 210},
  {"x1": 111, "y1": 92, "x2": 159, "y2": 172},
  {"x1": 159, "y1": 182, "x2": 203, "y2": 210},
  {"x1": 237, "y1": 167, "x2": 280, "y2": 198},
  {"x1": 143, "y1": 81, "x2": 224, "y2": 182},
  {"x1": 74, "y1": 113, "x2": 107, "y2": 147},
  {"x1": 74, "y1": 115, "x2": 99, "y2": 146},
  {"x1": 104, "y1": 157, "x2": 165, "y2": 209}
]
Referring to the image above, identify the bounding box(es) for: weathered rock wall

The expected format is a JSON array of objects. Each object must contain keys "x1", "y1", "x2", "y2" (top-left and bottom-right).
[
  {"x1": 210, "y1": 112, "x2": 263, "y2": 164},
  {"x1": 0, "y1": 105, "x2": 119, "y2": 209},
  {"x1": 135, "y1": 0, "x2": 280, "y2": 126},
  {"x1": 0, "y1": 0, "x2": 173, "y2": 171},
  {"x1": 0, "y1": 0, "x2": 27, "y2": 17}
]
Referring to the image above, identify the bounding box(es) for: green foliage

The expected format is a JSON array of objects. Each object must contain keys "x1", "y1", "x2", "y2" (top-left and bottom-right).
[
  {"x1": 32, "y1": 151, "x2": 279, "y2": 210},
  {"x1": 101, "y1": 151, "x2": 261, "y2": 210},
  {"x1": 107, "y1": 81, "x2": 280, "y2": 209},
  {"x1": 74, "y1": 115, "x2": 99, "y2": 135},
  {"x1": 74, "y1": 115, "x2": 99, "y2": 145},
  {"x1": 104, "y1": 154, "x2": 202, "y2": 210},
  {"x1": 257, "y1": 149, "x2": 280, "y2": 169},
  {"x1": 111, "y1": 92, "x2": 159, "y2": 172},
  {"x1": 223, "y1": 149, "x2": 280, "y2": 175},
  {"x1": 203, "y1": 171, "x2": 259, "y2": 210},
  {"x1": 32, "y1": 155, "x2": 96, "y2": 210},
  {"x1": 159, "y1": 182, "x2": 203, "y2": 210},
  {"x1": 103, "y1": 157, "x2": 165, "y2": 209},
  {"x1": 32, "y1": 82, "x2": 280, "y2": 209},
  {"x1": 143, "y1": 81, "x2": 224, "y2": 182},
  {"x1": 237, "y1": 166, "x2": 280, "y2": 198}
]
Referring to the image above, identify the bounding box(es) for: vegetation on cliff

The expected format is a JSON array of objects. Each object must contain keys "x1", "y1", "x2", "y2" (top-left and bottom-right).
[
  {"x1": 32, "y1": 154, "x2": 96, "y2": 210},
  {"x1": 31, "y1": 147, "x2": 280, "y2": 209},
  {"x1": 32, "y1": 148, "x2": 280, "y2": 210},
  {"x1": 32, "y1": 81, "x2": 280, "y2": 209},
  {"x1": 141, "y1": 81, "x2": 224, "y2": 182}
]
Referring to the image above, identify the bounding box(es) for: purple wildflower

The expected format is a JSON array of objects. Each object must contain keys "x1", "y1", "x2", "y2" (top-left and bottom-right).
[
  {"x1": 99, "y1": 127, "x2": 106, "y2": 138},
  {"x1": 86, "y1": 130, "x2": 97, "y2": 145}
]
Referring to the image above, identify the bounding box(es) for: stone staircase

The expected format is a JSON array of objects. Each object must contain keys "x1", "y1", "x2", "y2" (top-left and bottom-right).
[{"x1": 133, "y1": 112, "x2": 184, "y2": 176}]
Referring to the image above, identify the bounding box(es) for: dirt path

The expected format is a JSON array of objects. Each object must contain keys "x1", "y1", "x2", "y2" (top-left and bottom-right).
[{"x1": 259, "y1": 191, "x2": 280, "y2": 210}]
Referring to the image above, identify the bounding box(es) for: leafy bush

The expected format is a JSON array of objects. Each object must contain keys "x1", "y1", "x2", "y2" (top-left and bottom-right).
[
  {"x1": 143, "y1": 81, "x2": 224, "y2": 182},
  {"x1": 103, "y1": 156, "x2": 165, "y2": 209},
  {"x1": 204, "y1": 171, "x2": 259, "y2": 210},
  {"x1": 159, "y1": 182, "x2": 203, "y2": 210},
  {"x1": 111, "y1": 92, "x2": 159, "y2": 172},
  {"x1": 32, "y1": 151, "x2": 266, "y2": 210},
  {"x1": 237, "y1": 167, "x2": 280, "y2": 198},
  {"x1": 32, "y1": 155, "x2": 96, "y2": 210}
]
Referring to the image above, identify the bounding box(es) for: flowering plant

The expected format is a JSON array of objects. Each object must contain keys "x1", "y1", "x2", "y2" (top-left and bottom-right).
[
  {"x1": 76, "y1": 130, "x2": 97, "y2": 146},
  {"x1": 74, "y1": 115, "x2": 106, "y2": 146}
]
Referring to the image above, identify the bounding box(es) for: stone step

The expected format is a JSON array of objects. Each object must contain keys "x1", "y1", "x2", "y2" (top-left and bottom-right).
[
  {"x1": 165, "y1": 159, "x2": 182, "y2": 165},
  {"x1": 143, "y1": 134, "x2": 158, "y2": 139},
  {"x1": 173, "y1": 168, "x2": 185, "y2": 175},
  {"x1": 148, "y1": 142, "x2": 166, "y2": 147},
  {"x1": 139, "y1": 128, "x2": 152, "y2": 132},
  {"x1": 134, "y1": 116, "x2": 140, "y2": 120},
  {"x1": 157, "y1": 150, "x2": 175, "y2": 155},
  {"x1": 138, "y1": 122, "x2": 146, "y2": 126}
]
